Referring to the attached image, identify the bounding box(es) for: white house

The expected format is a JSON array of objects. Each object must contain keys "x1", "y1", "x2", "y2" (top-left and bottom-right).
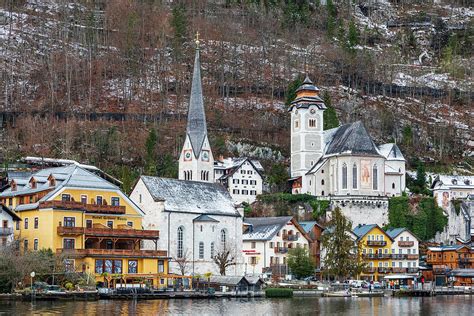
[
  {"x1": 289, "y1": 76, "x2": 406, "y2": 228},
  {"x1": 242, "y1": 216, "x2": 311, "y2": 278},
  {"x1": 431, "y1": 175, "x2": 474, "y2": 210},
  {"x1": 0, "y1": 204, "x2": 21, "y2": 247},
  {"x1": 214, "y1": 157, "x2": 264, "y2": 204},
  {"x1": 130, "y1": 176, "x2": 243, "y2": 276},
  {"x1": 386, "y1": 228, "x2": 420, "y2": 271}
]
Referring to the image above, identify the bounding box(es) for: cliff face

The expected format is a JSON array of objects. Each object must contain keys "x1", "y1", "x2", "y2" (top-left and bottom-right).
[{"x1": 1, "y1": 1, "x2": 472, "y2": 175}]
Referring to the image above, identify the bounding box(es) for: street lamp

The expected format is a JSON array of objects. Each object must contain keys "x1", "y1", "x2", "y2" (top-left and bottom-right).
[{"x1": 30, "y1": 271, "x2": 35, "y2": 292}]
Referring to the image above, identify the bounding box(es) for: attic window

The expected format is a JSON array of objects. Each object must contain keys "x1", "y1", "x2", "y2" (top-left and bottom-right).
[
  {"x1": 30, "y1": 178, "x2": 37, "y2": 189},
  {"x1": 49, "y1": 175, "x2": 56, "y2": 187},
  {"x1": 452, "y1": 179, "x2": 458, "y2": 185},
  {"x1": 10, "y1": 181, "x2": 17, "y2": 192}
]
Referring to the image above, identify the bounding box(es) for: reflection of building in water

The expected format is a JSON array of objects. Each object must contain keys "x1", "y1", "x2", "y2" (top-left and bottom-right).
[{"x1": 288, "y1": 77, "x2": 406, "y2": 228}]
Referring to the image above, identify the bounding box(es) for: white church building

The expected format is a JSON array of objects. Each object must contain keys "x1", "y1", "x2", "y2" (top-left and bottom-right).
[
  {"x1": 130, "y1": 41, "x2": 243, "y2": 276},
  {"x1": 289, "y1": 77, "x2": 406, "y2": 228}
]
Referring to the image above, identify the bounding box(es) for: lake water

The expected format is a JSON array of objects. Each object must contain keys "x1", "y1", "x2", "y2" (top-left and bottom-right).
[{"x1": 0, "y1": 296, "x2": 473, "y2": 315}]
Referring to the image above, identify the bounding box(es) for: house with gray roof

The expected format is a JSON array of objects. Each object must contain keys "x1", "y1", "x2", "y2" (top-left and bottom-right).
[
  {"x1": 241, "y1": 216, "x2": 312, "y2": 278},
  {"x1": 214, "y1": 157, "x2": 264, "y2": 204},
  {"x1": 288, "y1": 76, "x2": 406, "y2": 228},
  {"x1": 130, "y1": 176, "x2": 244, "y2": 276}
]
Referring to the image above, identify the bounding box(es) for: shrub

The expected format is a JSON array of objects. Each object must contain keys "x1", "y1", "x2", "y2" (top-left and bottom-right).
[{"x1": 265, "y1": 288, "x2": 294, "y2": 298}]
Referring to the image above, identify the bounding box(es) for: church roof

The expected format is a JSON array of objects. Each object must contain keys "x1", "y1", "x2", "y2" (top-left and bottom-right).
[
  {"x1": 288, "y1": 76, "x2": 326, "y2": 112},
  {"x1": 325, "y1": 121, "x2": 381, "y2": 157},
  {"x1": 186, "y1": 47, "x2": 208, "y2": 158},
  {"x1": 193, "y1": 214, "x2": 219, "y2": 222},
  {"x1": 140, "y1": 176, "x2": 240, "y2": 217},
  {"x1": 378, "y1": 143, "x2": 405, "y2": 161}
]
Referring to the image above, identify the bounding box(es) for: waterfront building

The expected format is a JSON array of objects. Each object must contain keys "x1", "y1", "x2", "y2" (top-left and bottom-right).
[
  {"x1": 241, "y1": 216, "x2": 312, "y2": 278},
  {"x1": 288, "y1": 77, "x2": 406, "y2": 228},
  {"x1": 0, "y1": 165, "x2": 171, "y2": 288},
  {"x1": 386, "y1": 228, "x2": 420, "y2": 273},
  {"x1": 299, "y1": 221, "x2": 324, "y2": 271},
  {"x1": 353, "y1": 224, "x2": 394, "y2": 281},
  {"x1": 0, "y1": 203, "x2": 21, "y2": 247},
  {"x1": 426, "y1": 245, "x2": 474, "y2": 286},
  {"x1": 178, "y1": 38, "x2": 214, "y2": 183},
  {"x1": 214, "y1": 157, "x2": 264, "y2": 204},
  {"x1": 130, "y1": 176, "x2": 243, "y2": 276}
]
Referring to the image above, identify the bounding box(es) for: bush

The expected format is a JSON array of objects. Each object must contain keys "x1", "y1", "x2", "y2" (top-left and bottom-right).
[{"x1": 265, "y1": 288, "x2": 294, "y2": 298}]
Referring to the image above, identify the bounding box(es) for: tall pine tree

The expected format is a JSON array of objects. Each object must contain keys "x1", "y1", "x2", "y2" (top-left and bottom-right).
[{"x1": 323, "y1": 91, "x2": 339, "y2": 130}]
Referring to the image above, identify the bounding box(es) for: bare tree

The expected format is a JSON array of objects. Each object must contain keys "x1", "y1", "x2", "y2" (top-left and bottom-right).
[
  {"x1": 173, "y1": 249, "x2": 191, "y2": 276},
  {"x1": 212, "y1": 244, "x2": 237, "y2": 276}
]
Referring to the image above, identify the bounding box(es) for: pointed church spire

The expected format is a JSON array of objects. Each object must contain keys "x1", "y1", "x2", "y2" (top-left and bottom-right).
[{"x1": 186, "y1": 34, "x2": 208, "y2": 158}]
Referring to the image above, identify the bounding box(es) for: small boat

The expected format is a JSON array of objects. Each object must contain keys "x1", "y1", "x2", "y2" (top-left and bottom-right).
[
  {"x1": 356, "y1": 291, "x2": 385, "y2": 297},
  {"x1": 322, "y1": 291, "x2": 351, "y2": 297}
]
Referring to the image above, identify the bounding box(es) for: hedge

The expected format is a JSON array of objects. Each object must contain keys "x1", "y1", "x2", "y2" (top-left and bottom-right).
[{"x1": 265, "y1": 288, "x2": 294, "y2": 298}]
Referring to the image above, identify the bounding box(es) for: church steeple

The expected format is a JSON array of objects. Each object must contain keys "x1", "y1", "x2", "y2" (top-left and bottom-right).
[
  {"x1": 186, "y1": 38, "x2": 208, "y2": 158},
  {"x1": 178, "y1": 34, "x2": 214, "y2": 183}
]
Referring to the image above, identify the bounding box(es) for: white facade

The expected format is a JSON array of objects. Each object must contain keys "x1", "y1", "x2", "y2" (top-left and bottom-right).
[
  {"x1": 242, "y1": 218, "x2": 311, "y2": 278},
  {"x1": 431, "y1": 175, "x2": 474, "y2": 210},
  {"x1": 215, "y1": 158, "x2": 264, "y2": 204},
  {"x1": 130, "y1": 177, "x2": 243, "y2": 276},
  {"x1": 0, "y1": 205, "x2": 20, "y2": 247},
  {"x1": 388, "y1": 230, "x2": 420, "y2": 269}
]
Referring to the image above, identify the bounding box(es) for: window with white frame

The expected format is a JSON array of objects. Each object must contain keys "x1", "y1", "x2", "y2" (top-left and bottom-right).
[
  {"x1": 342, "y1": 163, "x2": 348, "y2": 189},
  {"x1": 177, "y1": 226, "x2": 184, "y2": 258},
  {"x1": 220, "y1": 229, "x2": 226, "y2": 249},
  {"x1": 199, "y1": 242, "x2": 204, "y2": 259}
]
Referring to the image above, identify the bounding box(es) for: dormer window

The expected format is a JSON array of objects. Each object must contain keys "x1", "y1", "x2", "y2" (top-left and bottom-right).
[
  {"x1": 48, "y1": 174, "x2": 56, "y2": 187},
  {"x1": 29, "y1": 178, "x2": 37, "y2": 189}
]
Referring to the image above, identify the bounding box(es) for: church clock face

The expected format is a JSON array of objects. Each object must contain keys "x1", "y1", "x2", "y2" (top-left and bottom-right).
[
  {"x1": 184, "y1": 150, "x2": 192, "y2": 161},
  {"x1": 202, "y1": 150, "x2": 210, "y2": 162},
  {"x1": 310, "y1": 108, "x2": 316, "y2": 115}
]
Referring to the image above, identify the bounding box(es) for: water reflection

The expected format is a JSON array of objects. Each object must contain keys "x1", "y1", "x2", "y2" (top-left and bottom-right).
[{"x1": 0, "y1": 296, "x2": 472, "y2": 315}]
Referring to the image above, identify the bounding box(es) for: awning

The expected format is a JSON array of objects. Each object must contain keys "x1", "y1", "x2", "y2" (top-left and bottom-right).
[{"x1": 383, "y1": 274, "x2": 418, "y2": 280}]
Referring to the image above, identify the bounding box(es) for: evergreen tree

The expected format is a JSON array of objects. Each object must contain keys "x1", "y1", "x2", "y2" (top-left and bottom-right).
[
  {"x1": 321, "y1": 208, "x2": 362, "y2": 280},
  {"x1": 267, "y1": 162, "x2": 289, "y2": 193},
  {"x1": 322, "y1": 91, "x2": 339, "y2": 130},
  {"x1": 144, "y1": 128, "x2": 158, "y2": 175},
  {"x1": 285, "y1": 77, "x2": 303, "y2": 106},
  {"x1": 325, "y1": 0, "x2": 337, "y2": 38},
  {"x1": 287, "y1": 247, "x2": 314, "y2": 279},
  {"x1": 415, "y1": 161, "x2": 427, "y2": 193},
  {"x1": 347, "y1": 20, "x2": 360, "y2": 50},
  {"x1": 157, "y1": 153, "x2": 178, "y2": 178},
  {"x1": 170, "y1": 4, "x2": 187, "y2": 56}
]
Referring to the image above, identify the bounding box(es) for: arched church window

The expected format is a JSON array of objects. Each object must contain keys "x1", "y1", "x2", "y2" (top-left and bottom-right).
[
  {"x1": 321, "y1": 179, "x2": 325, "y2": 185},
  {"x1": 220, "y1": 229, "x2": 227, "y2": 250},
  {"x1": 352, "y1": 164, "x2": 358, "y2": 189},
  {"x1": 210, "y1": 242, "x2": 215, "y2": 258},
  {"x1": 199, "y1": 242, "x2": 204, "y2": 259},
  {"x1": 342, "y1": 164, "x2": 348, "y2": 189},
  {"x1": 321, "y1": 191, "x2": 325, "y2": 196},
  {"x1": 392, "y1": 183, "x2": 395, "y2": 189},
  {"x1": 373, "y1": 165, "x2": 378, "y2": 190},
  {"x1": 177, "y1": 226, "x2": 184, "y2": 258}
]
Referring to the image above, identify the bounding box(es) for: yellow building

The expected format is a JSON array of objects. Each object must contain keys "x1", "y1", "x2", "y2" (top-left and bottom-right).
[
  {"x1": 353, "y1": 224, "x2": 394, "y2": 281},
  {"x1": 0, "y1": 165, "x2": 173, "y2": 288}
]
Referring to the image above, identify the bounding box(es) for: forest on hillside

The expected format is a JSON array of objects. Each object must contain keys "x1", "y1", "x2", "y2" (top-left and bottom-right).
[{"x1": 1, "y1": 0, "x2": 472, "y2": 185}]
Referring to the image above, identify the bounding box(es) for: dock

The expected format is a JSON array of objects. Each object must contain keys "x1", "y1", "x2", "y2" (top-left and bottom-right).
[{"x1": 392, "y1": 287, "x2": 474, "y2": 297}]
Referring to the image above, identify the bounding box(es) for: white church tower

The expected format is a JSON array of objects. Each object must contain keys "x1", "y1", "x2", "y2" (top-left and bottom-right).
[
  {"x1": 289, "y1": 76, "x2": 326, "y2": 191},
  {"x1": 178, "y1": 37, "x2": 214, "y2": 183}
]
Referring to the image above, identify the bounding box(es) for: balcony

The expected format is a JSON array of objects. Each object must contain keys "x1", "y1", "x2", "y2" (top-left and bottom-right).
[
  {"x1": 263, "y1": 264, "x2": 288, "y2": 276},
  {"x1": 459, "y1": 257, "x2": 473, "y2": 263},
  {"x1": 398, "y1": 241, "x2": 414, "y2": 247},
  {"x1": 363, "y1": 253, "x2": 391, "y2": 259},
  {"x1": 392, "y1": 254, "x2": 407, "y2": 260},
  {"x1": 407, "y1": 268, "x2": 419, "y2": 273},
  {"x1": 378, "y1": 267, "x2": 390, "y2": 274},
  {"x1": 0, "y1": 227, "x2": 13, "y2": 236},
  {"x1": 406, "y1": 254, "x2": 419, "y2": 260},
  {"x1": 40, "y1": 200, "x2": 126, "y2": 214},
  {"x1": 392, "y1": 267, "x2": 407, "y2": 273},
  {"x1": 287, "y1": 235, "x2": 299, "y2": 241},
  {"x1": 57, "y1": 226, "x2": 159, "y2": 239},
  {"x1": 57, "y1": 248, "x2": 167, "y2": 258},
  {"x1": 363, "y1": 267, "x2": 376, "y2": 274},
  {"x1": 433, "y1": 266, "x2": 449, "y2": 274},
  {"x1": 274, "y1": 247, "x2": 288, "y2": 254},
  {"x1": 366, "y1": 240, "x2": 387, "y2": 247}
]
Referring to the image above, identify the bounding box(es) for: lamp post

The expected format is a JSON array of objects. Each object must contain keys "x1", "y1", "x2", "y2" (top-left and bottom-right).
[{"x1": 30, "y1": 271, "x2": 35, "y2": 293}]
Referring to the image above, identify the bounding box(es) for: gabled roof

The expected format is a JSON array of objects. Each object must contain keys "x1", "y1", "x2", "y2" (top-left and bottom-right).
[
  {"x1": 386, "y1": 227, "x2": 419, "y2": 240},
  {"x1": 0, "y1": 204, "x2": 21, "y2": 221},
  {"x1": 299, "y1": 221, "x2": 323, "y2": 233},
  {"x1": 209, "y1": 276, "x2": 247, "y2": 286},
  {"x1": 193, "y1": 214, "x2": 219, "y2": 222},
  {"x1": 353, "y1": 224, "x2": 393, "y2": 241},
  {"x1": 428, "y1": 245, "x2": 471, "y2": 252},
  {"x1": 139, "y1": 176, "x2": 239, "y2": 217},
  {"x1": 243, "y1": 216, "x2": 293, "y2": 241},
  {"x1": 325, "y1": 121, "x2": 381, "y2": 157},
  {"x1": 378, "y1": 143, "x2": 405, "y2": 161},
  {"x1": 217, "y1": 157, "x2": 264, "y2": 180},
  {"x1": 186, "y1": 47, "x2": 208, "y2": 158}
]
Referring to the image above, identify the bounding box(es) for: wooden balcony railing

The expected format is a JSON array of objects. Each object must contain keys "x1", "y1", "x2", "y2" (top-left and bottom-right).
[
  {"x1": 363, "y1": 267, "x2": 376, "y2": 274},
  {"x1": 57, "y1": 226, "x2": 159, "y2": 239},
  {"x1": 40, "y1": 200, "x2": 126, "y2": 214},
  {"x1": 398, "y1": 241, "x2": 414, "y2": 247},
  {"x1": 392, "y1": 254, "x2": 407, "y2": 260},
  {"x1": 378, "y1": 267, "x2": 390, "y2": 274},
  {"x1": 406, "y1": 254, "x2": 419, "y2": 260},
  {"x1": 366, "y1": 240, "x2": 387, "y2": 247},
  {"x1": 363, "y1": 253, "x2": 391, "y2": 259},
  {"x1": 57, "y1": 248, "x2": 167, "y2": 258},
  {"x1": 407, "y1": 268, "x2": 419, "y2": 273},
  {"x1": 433, "y1": 266, "x2": 449, "y2": 274},
  {"x1": 0, "y1": 227, "x2": 13, "y2": 236},
  {"x1": 274, "y1": 247, "x2": 288, "y2": 254},
  {"x1": 392, "y1": 267, "x2": 407, "y2": 273}
]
